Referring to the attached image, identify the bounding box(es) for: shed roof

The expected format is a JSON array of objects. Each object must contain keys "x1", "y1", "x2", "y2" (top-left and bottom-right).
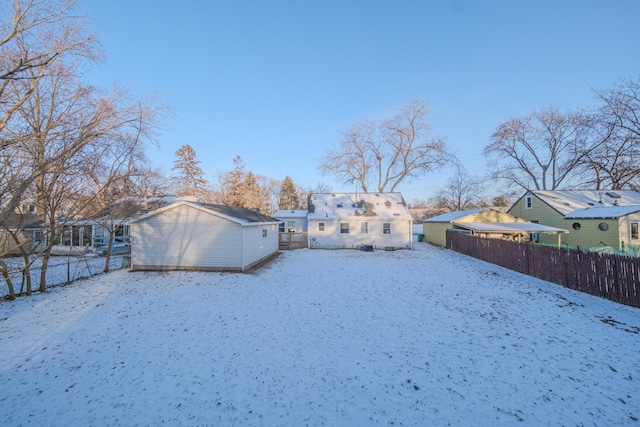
[
  {"x1": 453, "y1": 221, "x2": 568, "y2": 234},
  {"x1": 130, "y1": 201, "x2": 280, "y2": 225},
  {"x1": 423, "y1": 209, "x2": 485, "y2": 223},
  {"x1": 307, "y1": 192, "x2": 411, "y2": 220}
]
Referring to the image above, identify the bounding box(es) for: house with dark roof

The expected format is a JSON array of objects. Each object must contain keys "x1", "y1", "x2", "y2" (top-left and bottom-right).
[
  {"x1": 129, "y1": 201, "x2": 280, "y2": 271},
  {"x1": 509, "y1": 190, "x2": 640, "y2": 254}
]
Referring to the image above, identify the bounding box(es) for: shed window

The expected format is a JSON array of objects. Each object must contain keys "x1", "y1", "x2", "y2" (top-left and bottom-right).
[
  {"x1": 632, "y1": 223, "x2": 639, "y2": 240},
  {"x1": 360, "y1": 222, "x2": 368, "y2": 234},
  {"x1": 383, "y1": 223, "x2": 391, "y2": 234},
  {"x1": 340, "y1": 223, "x2": 350, "y2": 234},
  {"x1": 318, "y1": 222, "x2": 325, "y2": 231},
  {"x1": 525, "y1": 196, "x2": 533, "y2": 209},
  {"x1": 263, "y1": 229, "x2": 268, "y2": 237}
]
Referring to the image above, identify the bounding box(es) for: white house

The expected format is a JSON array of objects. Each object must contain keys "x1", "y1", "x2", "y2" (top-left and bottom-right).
[
  {"x1": 273, "y1": 209, "x2": 309, "y2": 232},
  {"x1": 129, "y1": 201, "x2": 280, "y2": 271},
  {"x1": 307, "y1": 192, "x2": 413, "y2": 250}
]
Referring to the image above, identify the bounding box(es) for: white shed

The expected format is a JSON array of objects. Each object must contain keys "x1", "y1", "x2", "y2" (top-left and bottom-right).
[
  {"x1": 307, "y1": 192, "x2": 413, "y2": 250},
  {"x1": 129, "y1": 201, "x2": 280, "y2": 272}
]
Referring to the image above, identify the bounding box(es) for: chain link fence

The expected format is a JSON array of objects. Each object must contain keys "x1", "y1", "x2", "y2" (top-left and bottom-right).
[{"x1": 1, "y1": 254, "x2": 127, "y2": 298}]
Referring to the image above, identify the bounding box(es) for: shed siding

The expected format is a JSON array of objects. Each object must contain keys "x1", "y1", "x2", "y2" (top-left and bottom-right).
[
  {"x1": 131, "y1": 205, "x2": 243, "y2": 270},
  {"x1": 423, "y1": 222, "x2": 452, "y2": 247},
  {"x1": 241, "y1": 224, "x2": 279, "y2": 269}
]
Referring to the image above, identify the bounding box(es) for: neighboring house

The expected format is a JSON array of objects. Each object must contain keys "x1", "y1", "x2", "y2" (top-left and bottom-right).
[
  {"x1": 129, "y1": 201, "x2": 280, "y2": 271},
  {"x1": 0, "y1": 211, "x2": 46, "y2": 255},
  {"x1": 509, "y1": 190, "x2": 640, "y2": 253},
  {"x1": 48, "y1": 195, "x2": 198, "y2": 255},
  {"x1": 423, "y1": 209, "x2": 567, "y2": 247},
  {"x1": 307, "y1": 192, "x2": 413, "y2": 250},
  {"x1": 273, "y1": 210, "x2": 309, "y2": 232}
]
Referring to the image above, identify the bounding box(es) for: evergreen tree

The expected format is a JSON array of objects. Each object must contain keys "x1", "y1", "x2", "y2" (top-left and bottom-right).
[
  {"x1": 221, "y1": 155, "x2": 246, "y2": 206},
  {"x1": 243, "y1": 172, "x2": 263, "y2": 212},
  {"x1": 278, "y1": 176, "x2": 299, "y2": 210},
  {"x1": 171, "y1": 145, "x2": 210, "y2": 199}
]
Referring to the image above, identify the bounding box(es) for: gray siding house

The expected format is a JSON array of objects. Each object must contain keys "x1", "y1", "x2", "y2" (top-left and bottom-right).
[{"x1": 130, "y1": 201, "x2": 280, "y2": 271}]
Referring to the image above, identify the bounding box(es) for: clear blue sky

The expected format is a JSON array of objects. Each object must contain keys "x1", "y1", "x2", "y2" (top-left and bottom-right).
[{"x1": 78, "y1": 0, "x2": 640, "y2": 203}]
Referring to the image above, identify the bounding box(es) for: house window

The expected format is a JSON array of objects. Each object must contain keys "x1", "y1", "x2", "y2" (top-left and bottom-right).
[
  {"x1": 287, "y1": 221, "x2": 296, "y2": 232},
  {"x1": 360, "y1": 222, "x2": 368, "y2": 234},
  {"x1": 598, "y1": 222, "x2": 609, "y2": 231},
  {"x1": 279, "y1": 222, "x2": 285, "y2": 232},
  {"x1": 632, "y1": 223, "x2": 639, "y2": 240},
  {"x1": 318, "y1": 222, "x2": 325, "y2": 232},
  {"x1": 82, "y1": 225, "x2": 92, "y2": 246},
  {"x1": 525, "y1": 196, "x2": 533, "y2": 209},
  {"x1": 114, "y1": 225, "x2": 130, "y2": 243},
  {"x1": 572, "y1": 222, "x2": 581, "y2": 230},
  {"x1": 383, "y1": 223, "x2": 391, "y2": 234},
  {"x1": 340, "y1": 223, "x2": 350, "y2": 234},
  {"x1": 262, "y1": 229, "x2": 267, "y2": 237}
]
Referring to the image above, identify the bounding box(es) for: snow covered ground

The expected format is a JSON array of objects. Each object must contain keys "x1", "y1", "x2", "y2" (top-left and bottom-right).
[{"x1": 1, "y1": 243, "x2": 639, "y2": 426}]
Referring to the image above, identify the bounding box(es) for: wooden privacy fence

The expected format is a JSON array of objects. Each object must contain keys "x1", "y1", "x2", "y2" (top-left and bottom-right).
[
  {"x1": 446, "y1": 230, "x2": 640, "y2": 308},
  {"x1": 279, "y1": 232, "x2": 308, "y2": 250}
]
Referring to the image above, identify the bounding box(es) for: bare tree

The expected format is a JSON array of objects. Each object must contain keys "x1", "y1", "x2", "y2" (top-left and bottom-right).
[
  {"x1": 319, "y1": 100, "x2": 454, "y2": 193},
  {"x1": 579, "y1": 77, "x2": 640, "y2": 190},
  {"x1": 484, "y1": 107, "x2": 589, "y2": 191},
  {"x1": 429, "y1": 168, "x2": 484, "y2": 212},
  {"x1": 0, "y1": 0, "x2": 99, "y2": 140},
  {"x1": 0, "y1": 0, "x2": 99, "y2": 227},
  {"x1": 3, "y1": 62, "x2": 164, "y2": 292}
]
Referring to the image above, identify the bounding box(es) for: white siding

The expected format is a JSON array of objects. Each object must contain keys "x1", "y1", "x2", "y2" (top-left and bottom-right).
[
  {"x1": 241, "y1": 224, "x2": 279, "y2": 269},
  {"x1": 308, "y1": 219, "x2": 412, "y2": 249},
  {"x1": 132, "y1": 204, "x2": 244, "y2": 270}
]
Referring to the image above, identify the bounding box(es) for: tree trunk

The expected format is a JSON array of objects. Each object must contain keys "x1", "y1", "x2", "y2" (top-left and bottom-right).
[
  {"x1": 103, "y1": 230, "x2": 115, "y2": 273},
  {"x1": 0, "y1": 260, "x2": 16, "y2": 300}
]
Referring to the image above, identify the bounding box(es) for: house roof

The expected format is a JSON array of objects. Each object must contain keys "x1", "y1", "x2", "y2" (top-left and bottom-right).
[
  {"x1": 423, "y1": 209, "x2": 486, "y2": 223},
  {"x1": 564, "y1": 205, "x2": 640, "y2": 219},
  {"x1": 130, "y1": 201, "x2": 280, "y2": 225},
  {"x1": 272, "y1": 209, "x2": 309, "y2": 219},
  {"x1": 1, "y1": 212, "x2": 45, "y2": 230},
  {"x1": 453, "y1": 221, "x2": 568, "y2": 234},
  {"x1": 307, "y1": 192, "x2": 411, "y2": 221},
  {"x1": 530, "y1": 190, "x2": 640, "y2": 216}
]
